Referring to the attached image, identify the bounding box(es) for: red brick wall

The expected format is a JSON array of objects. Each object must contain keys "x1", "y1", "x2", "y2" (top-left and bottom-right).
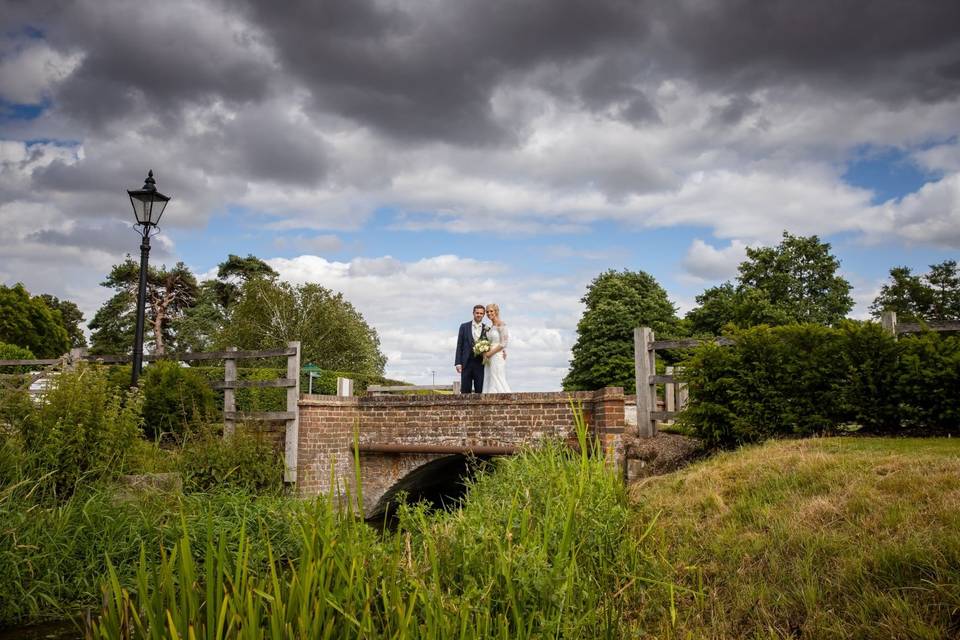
[{"x1": 297, "y1": 388, "x2": 625, "y2": 515}]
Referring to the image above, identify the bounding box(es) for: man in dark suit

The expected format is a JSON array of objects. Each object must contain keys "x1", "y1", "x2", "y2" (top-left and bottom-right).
[{"x1": 455, "y1": 305, "x2": 487, "y2": 393}]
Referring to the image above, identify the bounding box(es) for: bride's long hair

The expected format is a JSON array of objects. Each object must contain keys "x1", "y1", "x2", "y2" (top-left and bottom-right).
[{"x1": 486, "y1": 303, "x2": 502, "y2": 325}]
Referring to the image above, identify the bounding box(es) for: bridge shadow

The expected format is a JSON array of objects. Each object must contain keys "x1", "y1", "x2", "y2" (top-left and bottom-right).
[{"x1": 365, "y1": 454, "x2": 494, "y2": 529}]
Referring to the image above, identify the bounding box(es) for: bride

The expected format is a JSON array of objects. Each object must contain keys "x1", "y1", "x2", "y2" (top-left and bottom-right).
[{"x1": 482, "y1": 303, "x2": 511, "y2": 393}]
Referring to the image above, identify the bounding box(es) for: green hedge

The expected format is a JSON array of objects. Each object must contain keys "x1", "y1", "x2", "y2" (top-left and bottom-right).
[{"x1": 679, "y1": 323, "x2": 960, "y2": 447}]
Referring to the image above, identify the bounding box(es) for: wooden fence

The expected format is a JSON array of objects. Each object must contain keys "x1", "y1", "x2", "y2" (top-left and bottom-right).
[{"x1": 0, "y1": 343, "x2": 302, "y2": 482}]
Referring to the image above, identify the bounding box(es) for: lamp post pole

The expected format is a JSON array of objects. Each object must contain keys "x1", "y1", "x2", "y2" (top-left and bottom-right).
[
  {"x1": 131, "y1": 231, "x2": 151, "y2": 386},
  {"x1": 127, "y1": 170, "x2": 171, "y2": 387}
]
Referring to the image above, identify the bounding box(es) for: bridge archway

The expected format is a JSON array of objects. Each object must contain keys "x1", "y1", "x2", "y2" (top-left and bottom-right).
[
  {"x1": 367, "y1": 454, "x2": 493, "y2": 521},
  {"x1": 296, "y1": 388, "x2": 626, "y2": 518}
]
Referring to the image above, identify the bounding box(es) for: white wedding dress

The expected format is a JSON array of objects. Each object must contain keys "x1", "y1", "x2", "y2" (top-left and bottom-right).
[{"x1": 482, "y1": 323, "x2": 511, "y2": 393}]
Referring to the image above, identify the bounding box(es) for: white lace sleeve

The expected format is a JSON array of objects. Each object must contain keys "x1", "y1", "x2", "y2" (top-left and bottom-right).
[{"x1": 499, "y1": 324, "x2": 509, "y2": 348}]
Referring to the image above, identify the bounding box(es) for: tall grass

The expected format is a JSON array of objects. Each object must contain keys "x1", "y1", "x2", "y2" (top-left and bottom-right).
[
  {"x1": 87, "y1": 406, "x2": 653, "y2": 638},
  {"x1": 0, "y1": 480, "x2": 302, "y2": 626}
]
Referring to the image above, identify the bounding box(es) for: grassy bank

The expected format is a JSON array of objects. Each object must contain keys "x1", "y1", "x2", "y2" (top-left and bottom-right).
[{"x1": 632, "y1": 437, "x2": 960, "y2": 639}]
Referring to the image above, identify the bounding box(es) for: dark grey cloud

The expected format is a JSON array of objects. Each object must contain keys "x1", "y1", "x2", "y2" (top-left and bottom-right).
[
  {"x1": 653, "y1": 0, "x2": 960, "y2": 103},
  {"x1": 9, "y1": 0, "x2": 960, "y2": 150},
  {"x1": 33, "y1": 0, "x2": 275, "y2": 132},
  {"x1": 241, "y1": 0, "x2": 649, "y2": 144}
]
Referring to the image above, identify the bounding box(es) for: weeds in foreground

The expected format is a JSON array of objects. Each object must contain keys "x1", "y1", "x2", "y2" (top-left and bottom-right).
[{"x1": 87, "y1": 405, "x2": 653, "y2": 638}]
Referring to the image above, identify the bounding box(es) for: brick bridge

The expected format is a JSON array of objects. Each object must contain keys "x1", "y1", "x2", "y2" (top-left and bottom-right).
[{"x1": 296, "y1": 388, "x2": 626, "y2": 517}]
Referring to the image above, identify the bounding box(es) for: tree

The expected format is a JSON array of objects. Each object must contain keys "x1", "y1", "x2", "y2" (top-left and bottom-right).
[
  {"x1": 88, "y1": 258, "x2": 198, "y2": 355},
  {"x1": 0, "y1": 284, "x2": 70, "y2": 357},
  {"x1": 870, "y1": 260, "x2": 960, "y2": 323},
  {"x1": 38, "y1": 294, "x2": 87, "y2": 348},
  {"x1": 686, "y1": 232, "x2": 853, "y2": 332},
  {"x1": 218, "y1": 278, "x2": 386, "y2": 375},
  {"x1": 171, "y1": 281, "x2": 225, "y2": 353},
  {"x1": 563, "y1": 270, "x2": 679, "y2": 393},
  {"x1": 214, "y1": 254, "x2": 278, "y2": 309}
]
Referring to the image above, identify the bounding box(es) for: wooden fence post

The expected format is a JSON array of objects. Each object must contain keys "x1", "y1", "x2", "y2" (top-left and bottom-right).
[
  {"x1": 223, "y1": 347, "x2": 237, "y2": 437},
  {"x1": 68, "y1": 347, "x2": 87, "y2": 371},
  {"x1": 665, "y1": 365, "x2": 675, "y2": 421},
  {"x1": 284, "y1": 341, "x2": 301, "y2": 484},
  {"x1": 881, "y1": 311, "x2": 897, "y2": 338},
  {"x1": 677, "y1": 366, "x2": 689, "y2": 411},
  {"x1": 634, "y1": 327, "x2": 656, "y2": 438},
  {"x1": 336, "y1": 376, "x2": 353, "y2": 397}
]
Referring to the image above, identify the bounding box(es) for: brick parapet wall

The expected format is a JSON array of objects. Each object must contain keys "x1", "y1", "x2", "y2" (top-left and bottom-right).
[{"x1": 297, "y1": 388, "x2": 625, "y2": 515}]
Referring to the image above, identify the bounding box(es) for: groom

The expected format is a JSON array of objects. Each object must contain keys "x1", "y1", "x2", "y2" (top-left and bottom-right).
[{"x1": 455, "y1": 305, "x2": 488, "y2": 394}]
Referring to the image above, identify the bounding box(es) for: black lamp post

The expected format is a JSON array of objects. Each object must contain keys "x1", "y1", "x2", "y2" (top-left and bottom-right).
[{"x1": 128, "y1": 170, "x2": 170, "y2": 386}]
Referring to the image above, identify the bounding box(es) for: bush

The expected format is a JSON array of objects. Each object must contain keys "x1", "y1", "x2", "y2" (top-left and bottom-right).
[
  {"x1": 679, "y1": 323, "x2": 960, "y2": 447},
  {"x1": 18, "y1": 363, "x2": 142, "y2": 497},
  {"x1": 897, "y1": 332, "x2": 960, "y2": 431},
  {"x1": 179, "y1": 426, "x2": 284, "y2": 494},
  {"x1": 140, "y1": 360, "x2": 216, "y2": 442}
]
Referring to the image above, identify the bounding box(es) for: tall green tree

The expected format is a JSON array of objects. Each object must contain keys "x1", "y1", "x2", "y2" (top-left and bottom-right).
[
  {"x1": 563, "y1": 270, "x2": 679, "y2": 393},
  {"x1": 870, "y1": 260, "x2": 960, "y2": 323},
  {"x1": 38, "y1": 294, "x2": 87, "y2": 348},
  {"x1": 0, "y1": 284, "x2": 71, "y2": 358},
  {"x1": 218, "y1": 278, "x2": 386, "y2": 375},
  {"x1": 171, "y1": 281, "x2": 225, "y2": 352},
  {"x1": 686, "y1": 232, "x2": 853, "y2": 333},
  {"x1": 214, "y1": 253, "x2": 278, "y2": 309},
  {"x1": 88, "y1": 258, "x2": 198, "y2": 355}
]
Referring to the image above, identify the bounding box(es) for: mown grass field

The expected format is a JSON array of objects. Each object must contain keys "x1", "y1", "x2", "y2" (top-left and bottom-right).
[{"x1": 631, "y1": 437, "x2": 960, "y2": 639}]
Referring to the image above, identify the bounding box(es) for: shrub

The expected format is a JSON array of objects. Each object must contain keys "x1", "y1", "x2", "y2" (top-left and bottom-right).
[
  {"x1": 18, "y1": 363, "x2": 142, "y2": 497},
  {"x1": 179, "y1": 426, "x2": 284, "y2": 494},
  {"x1": 679, "y1": 323, "x2": 960, "y2": 446},
  {"x1": 140, "y1": 360, "x2": 216, "y2": 442},
  {"x1": 897, "y1": 332, "x2": 960, "y2": 431}
]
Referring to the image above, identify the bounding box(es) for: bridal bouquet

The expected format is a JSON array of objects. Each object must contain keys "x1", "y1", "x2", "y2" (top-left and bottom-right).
[{"x1": 472, "y1": 338, "x2": 491, "y2": 357}]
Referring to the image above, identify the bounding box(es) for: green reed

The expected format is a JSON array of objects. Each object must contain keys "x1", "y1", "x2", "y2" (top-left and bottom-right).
[{"x1": 88, "y1": 405, "x2": 653, "y2": 638}]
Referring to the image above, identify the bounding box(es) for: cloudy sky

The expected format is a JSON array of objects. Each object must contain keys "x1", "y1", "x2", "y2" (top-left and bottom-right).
[{"x1": 1, "y1": 0, "x2": 959, "y2": 390}]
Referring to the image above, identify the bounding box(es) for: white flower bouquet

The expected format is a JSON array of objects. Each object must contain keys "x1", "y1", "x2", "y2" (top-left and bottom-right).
[{"x1": 472, "y1": 338, "x2": 491, "y2": 357}]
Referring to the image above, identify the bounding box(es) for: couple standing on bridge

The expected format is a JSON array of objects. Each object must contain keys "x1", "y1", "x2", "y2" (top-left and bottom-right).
[{"x1": 455, "y1": 303, "x2": 512, "y2": 394}]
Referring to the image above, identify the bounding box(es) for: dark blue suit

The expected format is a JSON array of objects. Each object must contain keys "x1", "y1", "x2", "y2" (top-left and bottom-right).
[{"x1": 455, "y1": 321, "x2": 486, "y2": 393}]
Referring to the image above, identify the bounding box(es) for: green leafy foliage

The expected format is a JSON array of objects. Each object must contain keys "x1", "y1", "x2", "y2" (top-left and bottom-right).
[
  {"x1": 870, "y1": 259, "x2": 960, "y2": 323},
  {"x1": 564, "y1": 269, "x2": 679, "y2": 393},
  {"x1": 219, "y1": 278, "x2": 387, "y2": 375},
  {"x1": 89, "y1": 258, "x2": 199, "y2": 355},
  {"x1": 17, "y1": 364, "x2": 143, "y2": 497},
  {"x1": 88, "y1": 417, "x2": 649, "y2": 638},
  {"x1": 179, "y1": 427, "x2": 284, "y2": 494},
  {"x1": 897, "y1": 331, "x2": 960, "y2": 430},
  {"x1": 679, "y1": 323, "x2": 960, "y2": 446},
  {"x1": 140, "y1": 360, "x2": 217, "y2": 441},
  {"x1": 0, "y1": 283, "x2": 70, "y2": 358},
  {"x1": 686, "y1": 232, "x2": 854, "y2": 333},
  {"x1": 37, "y1": 294, "x2": 87, "y2": 348}
]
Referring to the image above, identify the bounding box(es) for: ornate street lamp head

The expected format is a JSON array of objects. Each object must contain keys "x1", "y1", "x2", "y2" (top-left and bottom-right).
[{"x1": 127, "y1": 170, "x2": 171, "y2": 227}]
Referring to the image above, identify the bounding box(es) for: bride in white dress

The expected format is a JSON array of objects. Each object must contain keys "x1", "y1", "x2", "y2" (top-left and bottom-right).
[{"x1": 482, "y1": 303, "x2": 511, "y2": 393}]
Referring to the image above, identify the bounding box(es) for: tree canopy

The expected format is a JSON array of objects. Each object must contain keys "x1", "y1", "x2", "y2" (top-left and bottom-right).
[
  {"x1": 870, "y1": 260, "x2": 959, "y2": 323},
  {"x1": 38, "y1": 294, "x2": 87, "y2": 348},
  {"x1": 0, "y1": 284, "x2": 71, "y2": 358},
  {"x1": 218, "y1": 278, "x2": 386, "y2": 375},
  {"x1": 89, "y1": 258, "x2": 198, "y2": 355},
  {"x1": 686, "y1": 232, "x2": 853, "y2": 334},
  {"x1": 563, "y1": 269, "x2": 679, "y2": 394}
]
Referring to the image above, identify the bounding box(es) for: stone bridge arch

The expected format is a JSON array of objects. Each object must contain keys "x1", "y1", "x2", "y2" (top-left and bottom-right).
[{"x1": 296, "y1": 389, "x2": 625, "y2": 517}]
